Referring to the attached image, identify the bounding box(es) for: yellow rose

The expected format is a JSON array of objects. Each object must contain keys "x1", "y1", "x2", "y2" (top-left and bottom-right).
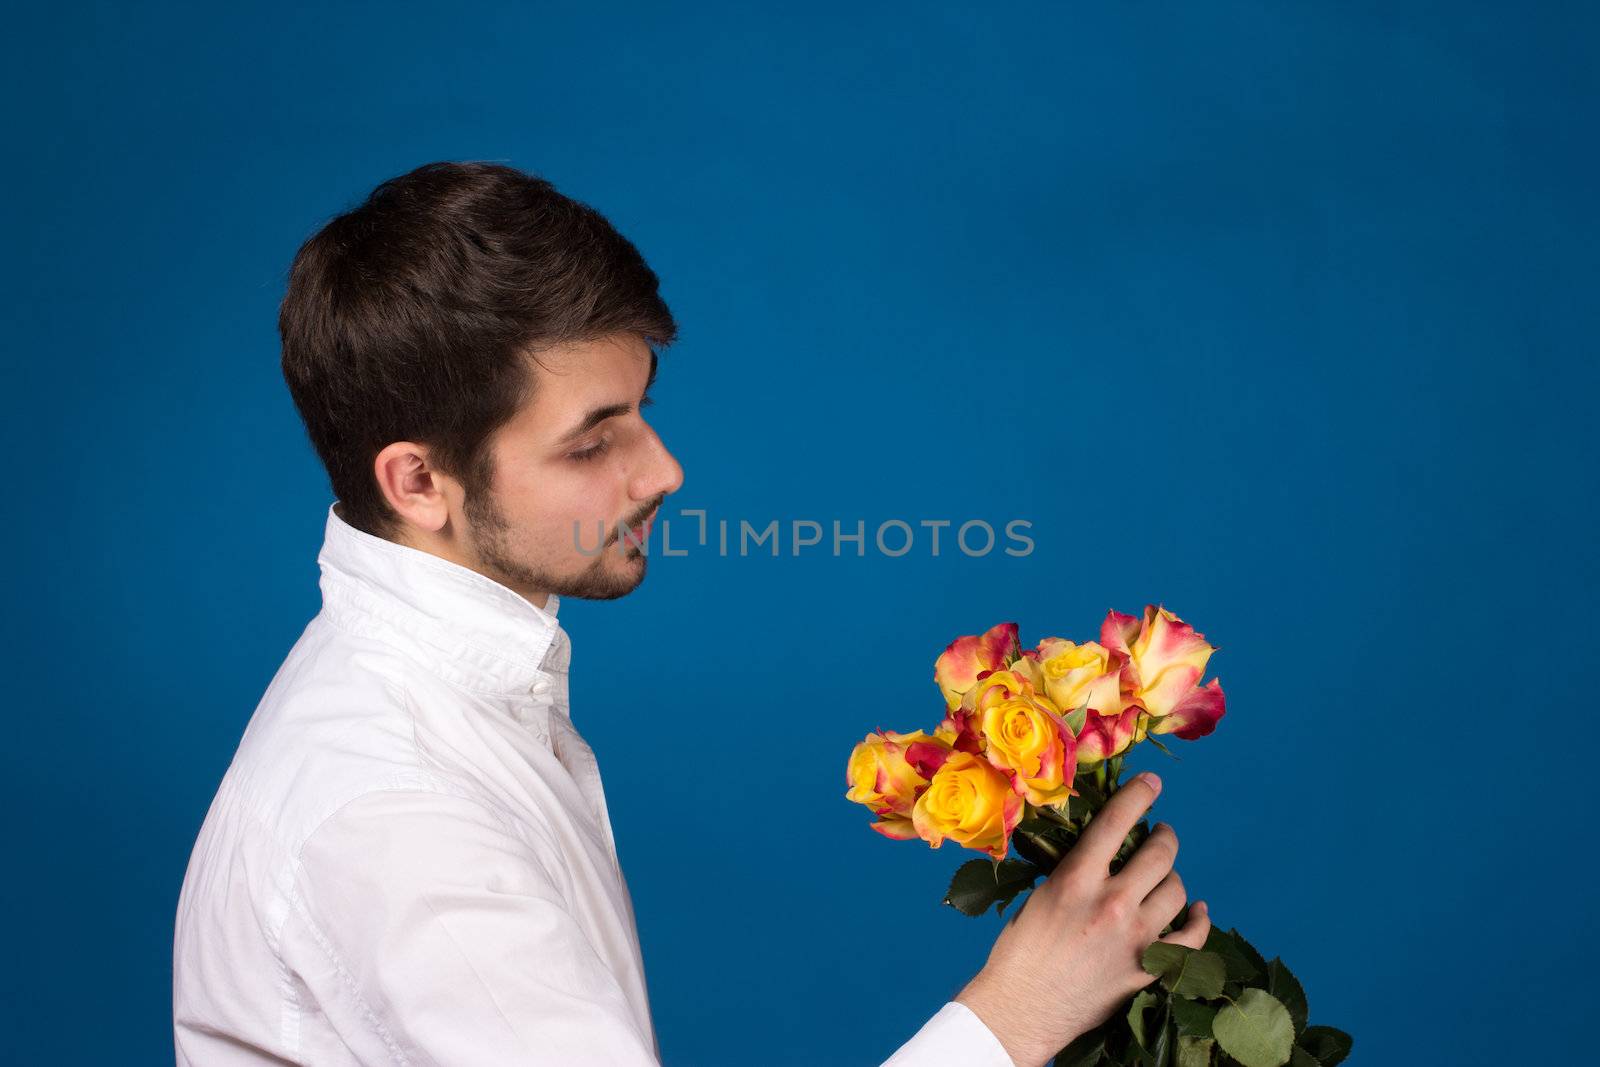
[
  {"x1": 980, "y1": 695, "x2": 1078, "y2": 806},
  {"x1": 964, "y1": 668, "x2": 1036, "y2": 713},
  {"x1": 1036, "y1": 637, "x2": 1126, "y2": 715},
  {"x1": 845, "y1": 729, "x2": 944, "y2": 840},
  {"x1": 911, "y1": 751, "x2": 1023, "y2": 861},
  {"x1": 1008, "y1": 652, "x2": 1046, "y2": 694},
  {"x1": 942, "y1": 667, "x2": 1034, "y2": 749}
]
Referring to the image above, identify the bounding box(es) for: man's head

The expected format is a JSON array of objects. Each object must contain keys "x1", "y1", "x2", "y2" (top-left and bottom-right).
[{"x1": 279, "y1": 161, "x2": 683, "y2": 608}]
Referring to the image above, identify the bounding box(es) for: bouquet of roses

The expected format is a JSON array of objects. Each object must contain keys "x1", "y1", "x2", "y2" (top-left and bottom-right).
[{"x1": 845, "y1": 607, "x2": 1352, "y2": 1067}]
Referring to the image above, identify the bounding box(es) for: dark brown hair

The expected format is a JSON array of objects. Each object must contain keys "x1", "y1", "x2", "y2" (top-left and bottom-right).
[{"x1": 279, "y1": 161, "x2": 676, "y2": 540}]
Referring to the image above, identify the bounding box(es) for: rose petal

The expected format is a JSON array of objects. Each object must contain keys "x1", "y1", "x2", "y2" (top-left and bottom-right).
[
  {"x1": 869, "y1": 817, "x2": 921, "y2": 841},
  {"x1": 1099, "y1": 609, "x2": 1142, "y2": 659},
  {"x1": 1129, "y1": 606, "x2": 1216, "y2": 718},
  {"x1": 904, "y1": 740, "x2": 954, "y2": 779},
  {"x1": 1151, "y1": 678, "x2": 1226, "y2": 740},
  {"x1": 934, "y1": 622, "x2": 1020, "y2": 710}
]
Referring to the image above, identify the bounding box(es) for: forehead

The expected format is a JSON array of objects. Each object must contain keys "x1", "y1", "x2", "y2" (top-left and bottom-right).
[{"x1": 504, "y1": 332, "x2": 654, "y2": 441}]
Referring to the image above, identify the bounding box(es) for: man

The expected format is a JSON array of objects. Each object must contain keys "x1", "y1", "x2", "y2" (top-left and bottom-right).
[{"x1": 172, "y1": 161, "x2": 1210, "y2": 1066}]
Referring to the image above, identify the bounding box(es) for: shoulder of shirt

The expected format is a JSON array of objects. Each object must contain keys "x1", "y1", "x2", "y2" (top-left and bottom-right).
[{"x1": 211, "y1": 613, "x2": 516, "y2": 858}]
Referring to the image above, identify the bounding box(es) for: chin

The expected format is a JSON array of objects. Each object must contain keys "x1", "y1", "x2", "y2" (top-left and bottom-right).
[{"x1": 556, "y1": 551, "x2": 648, "y2": 601}]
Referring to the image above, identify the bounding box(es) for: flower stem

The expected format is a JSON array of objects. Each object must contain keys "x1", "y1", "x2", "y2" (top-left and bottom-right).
[
  {"x1": 1036, "y1": 804, "x2": 1074, "y2": 829},
  {"x1": 1024, "y1": 831, "x2": 1062, "y2": 864}
]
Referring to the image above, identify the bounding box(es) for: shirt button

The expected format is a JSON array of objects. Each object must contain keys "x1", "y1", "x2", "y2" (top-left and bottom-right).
[{"x1": 530, "y1": 676, "x2": 551, "y2": 697}]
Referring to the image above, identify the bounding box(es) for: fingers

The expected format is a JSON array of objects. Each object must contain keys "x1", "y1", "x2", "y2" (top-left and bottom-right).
[
  {"x1": 1113, "y1": 821, "x2": 1178, "y2": 898},
  {"x1": 1155, "y1": 899, "x2": 1210, "y2": 950},
  {"x1": 1070, "y1": 772, "x2": 1162, "y2": 873},
  {"x1": 1137, "y1": 867, "x2": 1186, "y2": 930}
]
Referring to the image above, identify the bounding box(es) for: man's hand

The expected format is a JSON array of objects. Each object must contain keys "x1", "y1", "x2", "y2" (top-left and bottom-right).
[{"x1": 953, "y1": 772, "x2": 1210, "y2": 1067}]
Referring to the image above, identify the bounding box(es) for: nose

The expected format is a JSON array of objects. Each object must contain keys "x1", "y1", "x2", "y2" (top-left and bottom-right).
[{"x1": 633, "y1": 425, "x2": 684, "y2": 502}]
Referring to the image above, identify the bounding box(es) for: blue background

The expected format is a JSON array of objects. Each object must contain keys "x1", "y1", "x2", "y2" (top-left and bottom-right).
[{"x1": 6, "y1": 2, "x2": 1596, "y2": 1063}]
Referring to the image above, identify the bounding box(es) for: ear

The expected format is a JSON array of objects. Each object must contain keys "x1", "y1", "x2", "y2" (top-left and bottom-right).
[{"x1": 373, "y1": 441, "x2": 456, "y2": 534}]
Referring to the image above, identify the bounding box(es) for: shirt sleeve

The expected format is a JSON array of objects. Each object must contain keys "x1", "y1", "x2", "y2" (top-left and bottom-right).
[
  {"x1": 287, "y1": 788, "x2": 660, "y2": 1066},
  {"x1": 880, "y1": 1001, "x2": 1016, "y2": 1067}
]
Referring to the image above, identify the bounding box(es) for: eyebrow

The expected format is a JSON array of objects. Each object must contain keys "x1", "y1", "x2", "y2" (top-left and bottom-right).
[{"x1": 555, "y1": 349, "x2": 659, "y2": 446}]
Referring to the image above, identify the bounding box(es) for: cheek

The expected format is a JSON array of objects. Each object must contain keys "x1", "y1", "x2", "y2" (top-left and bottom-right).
[
  {"x1": 539, "y1": 475, "x2": 630, "y2": 554},
  {"x1": 487, "y1": 479, "x2": 581, "y2": 544}
]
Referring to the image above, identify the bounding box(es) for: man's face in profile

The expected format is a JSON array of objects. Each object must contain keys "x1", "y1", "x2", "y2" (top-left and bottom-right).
[{"x1": 457, "y1": 330, "x2": 682, "y2": 603}]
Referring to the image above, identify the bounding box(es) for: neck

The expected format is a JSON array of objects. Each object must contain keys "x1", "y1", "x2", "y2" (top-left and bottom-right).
[{"x1": 387, "y1": 512, "x2": 554, "y2": 614}]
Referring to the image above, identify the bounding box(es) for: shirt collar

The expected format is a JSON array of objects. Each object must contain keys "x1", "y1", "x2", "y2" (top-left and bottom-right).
[{"x1": 316, "y1": 500, "x2": 569, "y2": 697}]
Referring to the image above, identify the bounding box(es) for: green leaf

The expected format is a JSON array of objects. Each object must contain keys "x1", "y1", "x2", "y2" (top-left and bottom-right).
[
  {"x1": 1109, "y1": 1035, "x2": 1141, "y2": 1067},
  {"x1": 1017, "y1": 813, "x2": 1078, "y2": 849},
  {"x1": 942, "y1": 858, "x2": 1040, "y2": 917},
  {"x1": 1127, "y1": 990, "x2": 1159, "y2": 1050},
  {"x1": 1053, "y1": 1017, "x2": 1117, "y2": 1067},
  {"x1": 997, "y1": 886, "x2": 1033, "y2": 921},
  {"x1": 1066, "y1": 700, "x2": 1090, "y2": 736},
  {"x1": 1073, "y1": 774, "x2": 1109, "y2": 813},
  {"x1": 1148, "y1": 1001, "x2": 1174, "y2": 1067},
  {"x1": 1204, "y1": 927, "x2": 1265, "y2": 984},
  {"x1": 1265, "y1": 958, "x2": 1308, "y2": 1034},
  {"x1": 1226, "y1": 929, "x2": 1270, "y2": 984},
  {"x1": 1127, "y1": 991, "x2": 1173, "y2": 1067},
  {"x1": 1015, "y1": 815, "x2": 1053, "y2": 834},
  {"x1": 1177, "y1": 1036, "x2": 1215, "y2": 1067},
  {"x1": 1212, "y1": 989, "x2": 1295, "y2": 1067},
  {"x1": 1296, "y1": 1026, "x2": 1352, "y2": 1066},
  {"x1": 1052, "y1": 1028, "x2": 1107, "y2": 1066},
  {"x1": 1145, "y1": 733, "x2": 1180, "y2": 760},
  {"x1": 1170, "y1": 996, "x2": 1217, "y2": 1039},
  {"x1": 1141, "y1": 943, "x2": 1228, "y2": 999},
  {"x1": 1289, "y1": 1049, "x2": 1320, "y2": 1067}
]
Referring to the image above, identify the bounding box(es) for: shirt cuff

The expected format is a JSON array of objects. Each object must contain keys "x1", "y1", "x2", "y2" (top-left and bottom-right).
[{"x1": 880, "y1": 1000, "x2": 1015, "y2": 1067}]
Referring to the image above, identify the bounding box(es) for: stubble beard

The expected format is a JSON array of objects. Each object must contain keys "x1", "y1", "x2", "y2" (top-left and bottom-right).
[{"x1": 463, "y1": 486, "x2": 646, "y2": 603}]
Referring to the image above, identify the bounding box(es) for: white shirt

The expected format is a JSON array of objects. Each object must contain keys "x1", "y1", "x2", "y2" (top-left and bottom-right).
[{"x1": 173, "y1": 501, "x2": 1014, "y2": 1066}]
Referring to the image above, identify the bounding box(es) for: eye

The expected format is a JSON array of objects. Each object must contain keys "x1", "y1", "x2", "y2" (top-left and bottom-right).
[
  {"x1": 640, "y1": 393, "x2": 655, "y2": 410},
  {"x1": 569, "y1": 439, "x2": 611, "y2": 463}
]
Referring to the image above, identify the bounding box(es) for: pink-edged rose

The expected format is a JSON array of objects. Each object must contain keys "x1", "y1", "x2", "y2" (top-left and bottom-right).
[
  {"x1": 1102, "y1": 606, "x2": 1226, "y2": 738},
  {"x1": 1148, "y1": 678, "x2": 1226, "y2": 740},
  {"x1": 1075, "y1": 706, "x2": 1141, "y2": 763},
  {"x1": 845, "y1": 728, "x2": 949, "y2": 841},
  {"x1": 934, "y1": 622, "x2": 1020, "y2": 712}
]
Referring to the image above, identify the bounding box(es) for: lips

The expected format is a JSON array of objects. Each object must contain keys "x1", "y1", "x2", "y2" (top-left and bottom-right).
[{"x1": 623, "y1": 507, "x2": 657, "y2": 550}]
